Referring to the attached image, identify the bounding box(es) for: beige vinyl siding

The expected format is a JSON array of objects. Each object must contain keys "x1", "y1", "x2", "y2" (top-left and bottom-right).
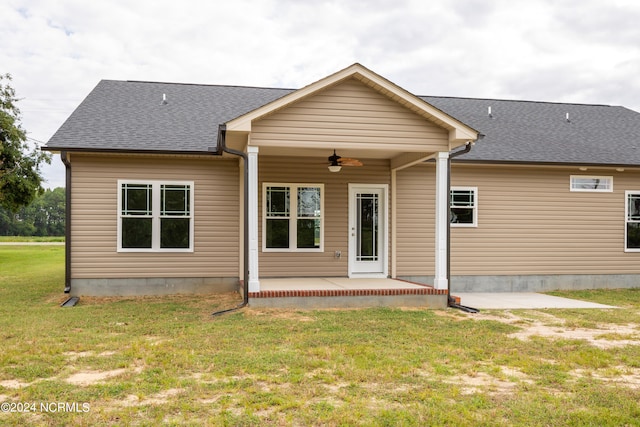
[
  {"x1": 396, "y1": 162, "x2": 640, "y2": 278},
  {"x1": 395, "y1": 165, "x2": 436, "y2": 276},
  {"x1": 258, "y1": 156, "x2": 391, "y2": 277},
  {"x1": 70, "y1": 154, "x2": 240, "y2": 279},
  {"x1": 251, "y1": 78, "x2": 449, "y2": 151}
]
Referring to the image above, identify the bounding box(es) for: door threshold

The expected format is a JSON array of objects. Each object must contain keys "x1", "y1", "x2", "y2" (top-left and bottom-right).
[{"x1": 348, "y1": 274, "x2": 388, "y2": 279}]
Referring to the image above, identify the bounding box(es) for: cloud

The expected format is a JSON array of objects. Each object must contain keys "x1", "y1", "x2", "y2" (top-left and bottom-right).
[{"x1": 2, "y1": 0, "x2": 640, "y2": 188}]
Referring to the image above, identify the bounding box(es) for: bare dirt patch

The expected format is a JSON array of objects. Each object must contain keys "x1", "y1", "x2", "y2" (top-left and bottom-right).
[
  {"x1": 571, "y1": 366, "x2": 640, "y2": 389},
  {"x1": 120, "y1": 388, "x2": 186, "y2": 407},
  {"x1": 65, "y1": 365, "x2": 143, "y2": 386},
  {"x1": 63, "y1": 350, "x2": 117, "y2": 361},
  {"x1": 442, "y1": 366, "x2": 533, "y2": 396},
  {"x1": 245, "y1": 308, "x2": 316, "y2": 322},
  {"x1": 0, "y1": 379, "x2": 32, "y2": 389},
  {"x1": 466, "y1": 311, "x2": 640, "y2": 349},
  {"x1": 444, "y1": 372, "x2": 517, "y2": 395},
  {"x1": 65, "y1": 369, "x2": 129, "y2": 386}
]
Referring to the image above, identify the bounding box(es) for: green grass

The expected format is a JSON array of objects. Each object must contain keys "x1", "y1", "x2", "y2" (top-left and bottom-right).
[
  {"x1": 1, "y1": 246, "x2": 639, "y2": 426},
  {"x1": 0, "y1": 236, "x2": 64, "y2": 242}
]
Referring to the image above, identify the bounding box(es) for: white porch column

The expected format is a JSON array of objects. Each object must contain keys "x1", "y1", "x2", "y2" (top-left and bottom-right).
[
  {"x1": 247, "y1": 146, "x2": 260, "y2": 293},
  {"x1": 434, "y1": 151, "x2": 449, "y2": 290}
]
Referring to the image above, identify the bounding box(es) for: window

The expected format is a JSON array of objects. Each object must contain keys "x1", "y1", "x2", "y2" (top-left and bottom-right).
[
  {"x1": 264, "y1": 184, "x2": 323, "y2": 251},
  {"x1": 570, "y1": 176, "x2": 613, "y2": 192},
  {"x1": 626, "y1": 191, "x2": 640, "y2": 252},
  {"x1": 118, "y1": 180, "x2": 194, "y2": 252},
  {"x1": 450, "y1": 187, "x2": 477, "y2": 227}
]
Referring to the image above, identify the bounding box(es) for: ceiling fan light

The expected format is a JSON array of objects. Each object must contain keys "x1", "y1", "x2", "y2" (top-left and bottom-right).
[{"x1": 328, "y1": 165, "x2": 342, "y2": 172}]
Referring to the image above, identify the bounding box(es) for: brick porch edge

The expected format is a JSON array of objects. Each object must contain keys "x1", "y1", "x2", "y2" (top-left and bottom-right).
[{"x1": 249, "y1": 288, "x2": 448, "y2": 298}]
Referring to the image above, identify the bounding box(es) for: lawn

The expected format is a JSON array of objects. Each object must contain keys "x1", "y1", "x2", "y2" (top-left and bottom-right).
[
  {"x1": 0, "y1": 236, "x2": 64, "y2": 243},
  {"x1": 1, "y1": 246, "x2": 639, "y2": 426}
]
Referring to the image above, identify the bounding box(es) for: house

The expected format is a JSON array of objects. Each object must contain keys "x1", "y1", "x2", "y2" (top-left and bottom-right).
[{"x1": 44, "y1": 64, "x2": 640, "y2": 308}]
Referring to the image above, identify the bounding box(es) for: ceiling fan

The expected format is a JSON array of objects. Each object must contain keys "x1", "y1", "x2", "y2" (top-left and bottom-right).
[{"x1": 327, "y1": 150, "x2": 363, "y2": 172}]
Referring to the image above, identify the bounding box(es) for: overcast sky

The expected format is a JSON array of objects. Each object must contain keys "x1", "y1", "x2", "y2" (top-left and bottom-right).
[{"x1": 3, "y1": 0, "x2": 640, "y2": 188}]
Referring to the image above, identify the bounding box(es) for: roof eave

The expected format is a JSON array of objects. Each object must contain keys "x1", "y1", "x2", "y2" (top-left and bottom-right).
[
  {"x1": 42, "y1": 146, "x2": 220, "y2": 156},
  {"x1": 452, "y1": 158, "x2": 640, "y2": 169}
]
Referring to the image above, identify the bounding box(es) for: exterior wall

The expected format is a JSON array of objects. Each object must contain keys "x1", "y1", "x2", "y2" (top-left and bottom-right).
[
  {"x1": 251, "y1": 78, "x2": 449, "y2": 151},
  {"x1": 395, "y1": 163, "x2": 436, "y2": 279},
  {"x1": 257, "y1": 156, "x2": 391, "y2": 277},
  {"x1": 69, "y1": 153, "x2": 240, "y2": 295},
  {"x1": 396, "y1": 162, "x2": 640, "y2": 291}
]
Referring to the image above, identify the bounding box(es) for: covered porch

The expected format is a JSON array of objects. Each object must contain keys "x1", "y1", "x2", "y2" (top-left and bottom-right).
[
  {"x1": 249, "y1": 277, "x2": 447, "y2": 309},
  {"x1": 222, "y1": 64, "x2": 479, "y2": 308}
]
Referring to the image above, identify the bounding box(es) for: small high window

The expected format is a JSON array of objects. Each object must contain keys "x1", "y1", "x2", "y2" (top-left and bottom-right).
[{"x1": 570, "y1": 176, "x2": 613, "y2": 192}]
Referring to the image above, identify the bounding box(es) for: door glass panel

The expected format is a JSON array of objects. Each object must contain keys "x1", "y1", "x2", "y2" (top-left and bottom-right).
[{"x1": 356, "y1": 193, "x2": 378, "y2": 261}]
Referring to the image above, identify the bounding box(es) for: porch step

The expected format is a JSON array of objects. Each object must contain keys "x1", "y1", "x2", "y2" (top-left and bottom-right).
[{"x1": 248, "y1": 288, "x2": 448, "y2": 309}]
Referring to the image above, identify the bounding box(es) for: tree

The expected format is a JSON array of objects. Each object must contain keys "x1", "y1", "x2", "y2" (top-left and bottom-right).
[
  {"x1": 0, "y1": 73, "x2": 50, "y2": 212},
  {"x1": 32, "y1": 187, "x2": 65, "y2": 236},
  {"x1": 0, "y1": 187, "x2": 65, "y2": 236}
]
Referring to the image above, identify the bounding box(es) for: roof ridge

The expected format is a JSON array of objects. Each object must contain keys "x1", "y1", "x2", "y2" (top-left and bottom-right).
[
  {"x1": 420, "y1": 94, "x2": 614, "y2": 108},
  {"x1": 104, "y1": 79, "x2": 615, "y2": 108},
  {"x1": 121, "y1": 79, "x2": 296, "y2": 91}
]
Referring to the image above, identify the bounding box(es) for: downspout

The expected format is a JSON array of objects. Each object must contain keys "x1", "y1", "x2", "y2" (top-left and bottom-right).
[
  {"x1": 61, "y1": 151, "x2": 72, "y2": 294},
  {"x1": 212, "y1": 124, "x2": 250, "y2": 316},
  {"x1": 447, "y1": 142, "x2": 479, "y2": 313}
]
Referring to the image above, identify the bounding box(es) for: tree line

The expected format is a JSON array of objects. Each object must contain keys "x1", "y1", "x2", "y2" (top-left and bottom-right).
[
  {"x1": 1, "y1": 73, "x2": 60, "y2": 236},
  {"x1": 0, "y1": 187, "x2": 65, "y2": 236}
]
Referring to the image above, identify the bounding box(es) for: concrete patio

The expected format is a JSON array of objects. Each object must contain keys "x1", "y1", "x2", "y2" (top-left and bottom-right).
[{"x1": 455, "y1": 292, "x2": 617, "y2": 310}]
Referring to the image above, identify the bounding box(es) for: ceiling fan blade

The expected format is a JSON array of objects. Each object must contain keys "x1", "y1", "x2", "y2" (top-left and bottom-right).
[{"x1": 339, "y1": 158, "x2": 363, "y2": 166}]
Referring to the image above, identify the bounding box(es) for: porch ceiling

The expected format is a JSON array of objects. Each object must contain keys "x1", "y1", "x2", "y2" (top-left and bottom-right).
[
  {"x1": 252, "y1": 145, "x2": 431, "y2": 161},
  {"x1": 225, "y1": 145, "x2": 436, "y2": 171}
]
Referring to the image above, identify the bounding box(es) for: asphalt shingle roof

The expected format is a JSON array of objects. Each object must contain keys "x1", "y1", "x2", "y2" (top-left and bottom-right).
[
  {"x1": 46, "y1": 79, "x2": 640, "y2": 166},
  {"x1": 422, "y1": 96, "x2": 640, "y2": 165},
  {"x1": 46, "y1": 80, "x2": 294, "y2": 153}
]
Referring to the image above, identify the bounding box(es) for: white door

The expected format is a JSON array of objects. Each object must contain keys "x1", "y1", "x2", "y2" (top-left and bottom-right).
[{"x1": 348, "y1": 184, "x2": 388, "y2": 277}]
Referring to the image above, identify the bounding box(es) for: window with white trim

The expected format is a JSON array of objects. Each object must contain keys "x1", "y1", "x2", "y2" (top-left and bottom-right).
[
  {"x1": 570, "y1": 176, "x2": 613, "y2": 192},
  {"x1": 450, "y1": 187, "x2": 477, "y2": 227},
  {"x1": 626, "y1": 191, "x2": 640, "y2": 252},
  {"x1": 263, "y1": 184, "x2": 323, "y2": 251},
  {"x1": 118, "y1": 180, "x2": 194, "y2": 252}
]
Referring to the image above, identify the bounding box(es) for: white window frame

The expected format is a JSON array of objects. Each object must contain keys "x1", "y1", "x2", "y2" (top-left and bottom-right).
[
  {"x1": 117, "y1": 179, "x2": 194, "y2": 253},
  {"x1": 570, "y1": 175, "x2": 613, "y2": 192},
  {"x1": 450, "y1": 186, "x2": 478, "y2": 228},
  {"x1": 625, "y1": 191, "x2": 640, "y2": 253},
  {"x1": 262, "y1": 183, "x2": 324, "y2": 253}
]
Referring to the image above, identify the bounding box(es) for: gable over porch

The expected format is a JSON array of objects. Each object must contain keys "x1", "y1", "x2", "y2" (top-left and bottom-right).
[{"x1": 221, "y1": 64, "x2": 479, "y2": 296}]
